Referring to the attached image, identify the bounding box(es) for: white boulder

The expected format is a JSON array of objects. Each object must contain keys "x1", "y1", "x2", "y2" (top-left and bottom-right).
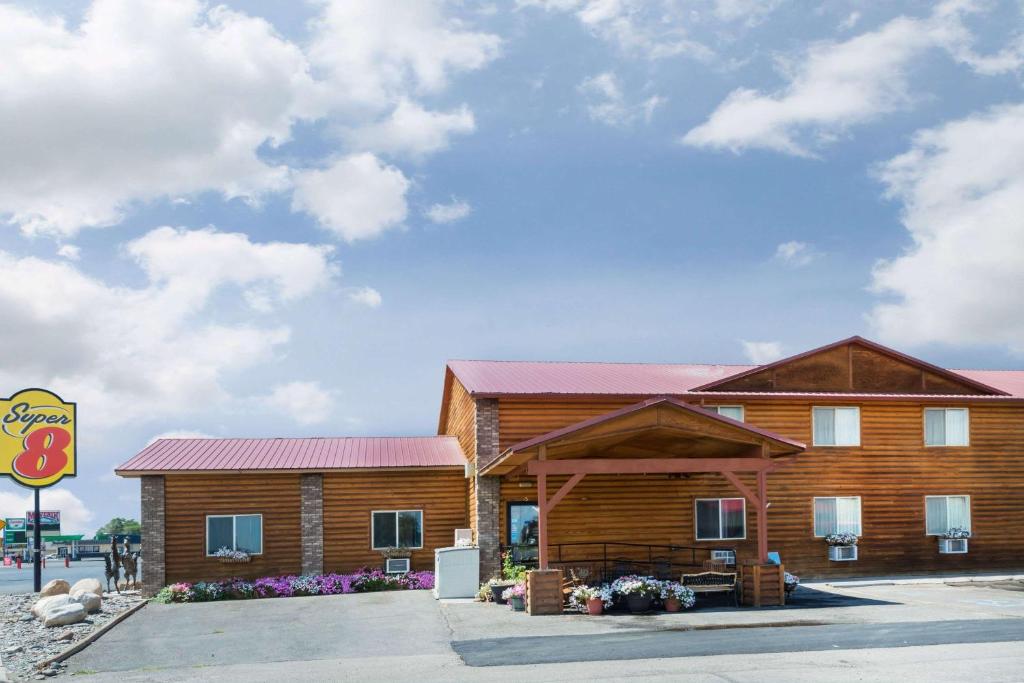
[
  {"x1": 40, "y1": 579, "x2": 71, "y2": 597},
  {"x1": 70, "y1": 590, "x2": 102, "y2": 613},
  {"x1": 32, "y1": 594, "x2": 73, "y2": 619},
  {"x1": 42, "y1": 603, "x2": 87, "y2": 627},
  {"x1": 69, "y1": 578, "x2": 103, "y2": 597}
]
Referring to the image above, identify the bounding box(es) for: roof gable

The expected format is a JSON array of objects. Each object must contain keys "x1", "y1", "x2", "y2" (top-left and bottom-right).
[{"x1": 695, "y1": 337, "x2": 1007, "y2": 396}]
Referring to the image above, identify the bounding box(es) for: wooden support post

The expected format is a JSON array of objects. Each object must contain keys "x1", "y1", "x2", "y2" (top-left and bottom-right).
[
  {"x1": 537, "y1": 471, "x2": 548, "y2": 570},
  {"x1": 756, "y1": 469, "x2": 768, "y2": 564}
]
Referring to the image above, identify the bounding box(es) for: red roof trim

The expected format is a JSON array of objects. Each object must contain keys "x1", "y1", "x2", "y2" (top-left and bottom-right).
[
  {"x1": 505, "y1": 396, "x2": 806, "y2": 454},
  {"x1": 690, "y1": 336, "x2": 1009, "y2": 395}
]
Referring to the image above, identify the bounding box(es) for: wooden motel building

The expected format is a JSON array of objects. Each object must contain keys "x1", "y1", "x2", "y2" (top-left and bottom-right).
[{"x1": 117, "y1": 337, "x2": 1024, "y2": 594}]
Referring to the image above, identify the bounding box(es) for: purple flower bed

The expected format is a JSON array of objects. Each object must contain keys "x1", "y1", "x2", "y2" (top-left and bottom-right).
[{"x1": 155, "y1": 568, "x2": 434, "y2": 603}]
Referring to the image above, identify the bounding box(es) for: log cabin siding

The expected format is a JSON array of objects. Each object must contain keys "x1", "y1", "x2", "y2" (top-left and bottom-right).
[
  {"x1": 443, "y1": 377, "x2": 477, "y2": 535},
  {"x1": 164, "y1": 473, "x2": 302, "y2": 584},
  {"x1": 496, "y1": 397, "x2": 1024, "y2": 577},
  {"x1": 322, "y1": 469, "x2": 467, "y2": 572}
]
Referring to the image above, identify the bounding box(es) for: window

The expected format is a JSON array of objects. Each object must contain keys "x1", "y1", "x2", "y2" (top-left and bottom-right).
[
  {"x1": 205, "y1": 514, "x2": 262, "y2": 556},
  {"x1": 507, "y1": 502, "x2": 538, "y2": 546},
  {"x1": 814, "y1": 497, "x2": 862, "y2": 537},
  {"x1": 695, "y1": 498, "x2": 746, "y2": 540},
  {"x1": 371, "y1": 510, "x2": 423, "y2": 550},
  {"x1": 924, "y1": 408, "x2": 969, "y2": 446},
  {"x1": 925, "y1": 496, "x2": 971, "y2": 535},
  {"x1": 813, "y1": 407, "x2": 860, "y2": 446},
  {"x1": 706, "y1": 405, "x2": 744, "y2": 421}
]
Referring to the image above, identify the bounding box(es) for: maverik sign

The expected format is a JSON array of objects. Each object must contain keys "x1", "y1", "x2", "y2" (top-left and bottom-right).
[{"x1": 0, "y1": 389, "x2": 76, "y2": 488}]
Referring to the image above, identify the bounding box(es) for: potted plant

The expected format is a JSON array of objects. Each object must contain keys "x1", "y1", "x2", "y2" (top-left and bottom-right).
[
  {"x1": 784, "y1": 572, "x2": 799, "y2": 596},
  {"x1": 502, "y1": 583, "x2": 526, "y2": 611},
  {"x1": 569, "y1": 584, "x2": 613, "y2": 615},
  {"x1": 610, "y1": 575, "x2": 661, "y2": 613},
  {"x1": 939, "y1": 527, "x2": 970, "y2": 554},
  {"x1": 659, "y1": 581, "x2": 696, "y2": 612},
  {"x1": 825, "y1": 532, "x2": 858, "y2": 561},
  {"x1": 486, "y1": 578, "x2": 515, "y2": 604},
  {"x1": 213, "y1": 547, "x2": 250, "y2": 564}
]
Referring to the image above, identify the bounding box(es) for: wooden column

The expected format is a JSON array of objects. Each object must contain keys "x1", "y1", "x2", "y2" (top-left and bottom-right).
[
  {"x1": 756, "y1": 469, "x2": 768, "y2": 563},
  {"x1": 537, "y1": 471, "x2": 548, "y2": 570}
]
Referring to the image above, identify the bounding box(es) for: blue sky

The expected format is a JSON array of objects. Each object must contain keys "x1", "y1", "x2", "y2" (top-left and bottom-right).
[{"x1": 1, "y1": 0, "x2": 1022, "y2": 532}]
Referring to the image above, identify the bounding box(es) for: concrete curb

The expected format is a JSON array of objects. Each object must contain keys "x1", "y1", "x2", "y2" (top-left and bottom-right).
[
  {"x1": 36, "y1": 599, "x2": 149, "y2": 671},
  {"x1": 807, "y1": 573, "x2": 1024, "y2": 589}
]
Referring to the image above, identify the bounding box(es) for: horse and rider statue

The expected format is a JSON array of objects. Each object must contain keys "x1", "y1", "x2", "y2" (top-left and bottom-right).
[{"x1": 103, "y1": 535, "x2": 140, "y2": 593}]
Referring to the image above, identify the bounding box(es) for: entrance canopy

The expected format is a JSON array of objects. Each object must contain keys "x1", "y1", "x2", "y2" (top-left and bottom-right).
[{"x1": 480, "y1": 397, "x2": 806, "y2": 567}]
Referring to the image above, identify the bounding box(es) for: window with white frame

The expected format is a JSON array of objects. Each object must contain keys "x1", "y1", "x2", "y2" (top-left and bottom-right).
[
  {"x1": 706, "y1": 405, "x2": 744, "y2": 421},
  {"x1": 924, "y1": 408, "x2": 969, "y2": 446},
  {"x1": 371, "y1": 510, "x2": 423, "y2": 549},
  {"x1": 812, "y1": 407, "x2": 860, "y2": 446},
  {"x1": 695, "y1": 498, "x2": 746, "y2": 540},
  {"x1": 206, "y1": 514, "x2": 263, "y2": 556},
  {"x1": 925, "y1": 496, "x2": 971, "y2": 535},
  {"x1": 813, "y1": 497, "x2": 862, "y2": 537}
]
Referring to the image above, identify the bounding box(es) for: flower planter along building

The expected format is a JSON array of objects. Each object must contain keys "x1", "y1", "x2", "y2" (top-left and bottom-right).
[{"x1": 117, "y1": 337, "x2": 1024, "y2": 595}]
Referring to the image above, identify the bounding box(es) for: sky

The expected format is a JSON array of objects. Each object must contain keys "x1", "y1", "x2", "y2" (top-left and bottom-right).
[{"x1": 0, "y1": 0, "x2": 1022, "y2": 534}]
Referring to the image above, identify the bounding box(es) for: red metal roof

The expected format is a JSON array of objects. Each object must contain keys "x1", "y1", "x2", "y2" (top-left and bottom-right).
[
  {"x1": 116, "y1": 436, "x2": 466, "y2": 474},
  {"x1": 447, "y1": 360, "x2": 1024, "y2": 398}
]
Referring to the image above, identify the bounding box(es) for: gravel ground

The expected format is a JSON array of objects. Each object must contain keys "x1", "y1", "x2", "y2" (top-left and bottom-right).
[{"x1": 1, "y1": 592, "x2": 146, "y2": 681}]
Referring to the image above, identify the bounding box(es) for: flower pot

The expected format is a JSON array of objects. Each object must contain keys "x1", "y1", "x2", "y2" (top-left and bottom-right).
[
  {"x1": 664, "y1": 597, "x2": 681, "y2": 613},
  {"x1": 625, "y1": 594, "x2": 653, "y2": 613},
  {"x1": 490, "y1": 584, "x2": 512, "y2": 604},
  {"x1": 509, "y1": 595, "x2": 525, "y2": 611},
  {"x1": 586, "y1": 597, "x2": 604, "y2": 616}
]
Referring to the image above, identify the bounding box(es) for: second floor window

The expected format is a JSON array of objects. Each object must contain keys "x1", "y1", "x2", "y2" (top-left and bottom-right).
[
  {"x1": 813, "y1": 407, "x2": 860, "y2": 446},
  {"x1": 924, "y1": 408, "x2": 969, "y2": 446},
  {"x1": 706, "y1": 405, "x2": 744, "y2": 421}
]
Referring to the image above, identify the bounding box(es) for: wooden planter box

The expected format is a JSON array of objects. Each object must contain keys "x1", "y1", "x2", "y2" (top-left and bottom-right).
[
  {"x1": 739, "y1": 561, "x2": 785, "y2": 607},
  {"x1": 217, "y1": 556, "x2": 251, "y2": 565},
  {"x1": 525, "y1": 570, "x2": 563, "y2": 615}
]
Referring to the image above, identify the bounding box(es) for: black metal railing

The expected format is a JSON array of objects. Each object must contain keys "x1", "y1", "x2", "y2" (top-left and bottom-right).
[{"x1": 501, "y1": 542, "x2": 736, "y2": 584}]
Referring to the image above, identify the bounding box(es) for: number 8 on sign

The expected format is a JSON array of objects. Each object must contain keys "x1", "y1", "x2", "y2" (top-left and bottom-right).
[{"x1": 13, "y1": 427, "x2": 71, "y2": 480}]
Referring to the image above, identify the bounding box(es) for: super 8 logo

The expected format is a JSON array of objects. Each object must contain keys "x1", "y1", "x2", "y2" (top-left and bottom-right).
[{"x1": 0, "y1": 389, "x2": 76, "y2": 488}]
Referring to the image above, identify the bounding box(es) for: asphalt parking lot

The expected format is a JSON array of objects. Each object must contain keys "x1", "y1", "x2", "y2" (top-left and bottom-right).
[{"x1": 54, "y1": 579, "x2": 1024, "y2": 682}]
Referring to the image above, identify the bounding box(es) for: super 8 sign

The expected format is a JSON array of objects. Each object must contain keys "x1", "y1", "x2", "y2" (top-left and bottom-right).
[{"x1": 0, "y1": 389, "x2": 76, "y2": 488}]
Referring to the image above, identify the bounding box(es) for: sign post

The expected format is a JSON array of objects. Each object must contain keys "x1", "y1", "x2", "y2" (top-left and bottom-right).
[{"x1": 0, "y1": 389, "x2": 76, "y2": 592}]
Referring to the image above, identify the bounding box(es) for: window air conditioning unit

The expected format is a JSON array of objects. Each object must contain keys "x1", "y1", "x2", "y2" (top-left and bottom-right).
[
  {"x1": 385, "y1": 558, "x2": 411, "y2": 574},
  {"x1": 454, "y1": 529, "x2": 473, "y2": 547},
  {"x1": 711, "y1": 550, "x2": 736, "y2": 565},
  {"x1": 938, "y1": 538, "x2": 968, "y2": 554},
  {"x1": 828, "y1": 545, "x2": 858, "y2": 561}
]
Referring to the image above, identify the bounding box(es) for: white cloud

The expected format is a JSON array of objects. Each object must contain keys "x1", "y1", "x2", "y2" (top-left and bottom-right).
[
  {"x1": 348, "y1": 286, "x2": 383, "y2": 308},
  {"x1": 0, "y1": 227, "x2": 337, "y2": 428},
  {"x1": 57, "y1": 245, "x2": 81, "y2": 261},
  {"x1": 869, "y1": 103, "x2": 1024, "y2": 354},
  {"x1": 0, "y1": 488, "x2": 94, "y2": 535},
  {"x1": 425, "y1": 198, "x2": 473, "y2": 224},
  {"x1": 774, "y1": 240, "x2": 819, "y2": 266},
  {"x1": 682, "y1": 1, "x2": 1023, "y2": 156},
  {"x1": 292, "y1": 153, "x2": 410, "y2": 242},
  {"x1": 262, "y1": 381, "x2": 335, "y2": 425},
  {"x1": 308, "y1": 0, "x2": 502, "y2": 109},
  {"x1": 0, "y1": 0, "x2": 316, "y2": 237},
  {"x1": 741, "y1": 340, "x2": 785, "y2": 364},
  {"x1": 713, "y1": 0, "x2": 784, "y2": 25},
  {"x1": 839, "y1": 11, "x2": 861, "y2": 31},
  {"x1": 519, "y1": 0, "x2": 712, "y2": 61},
  {"x1": 579, "y1": 72, "x2": 666, "y2": 127},
  {"x1": 343, "y1": 99, "x2": 475, "y2": 159},
  {"x1": 0, "y1": 0, "x2": 500, "y2": 239}
]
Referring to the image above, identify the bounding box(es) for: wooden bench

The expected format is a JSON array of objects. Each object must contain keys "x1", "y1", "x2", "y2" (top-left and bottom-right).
[{"x1": 681, "y1": 571, "x2": 738, "y2": 607}]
